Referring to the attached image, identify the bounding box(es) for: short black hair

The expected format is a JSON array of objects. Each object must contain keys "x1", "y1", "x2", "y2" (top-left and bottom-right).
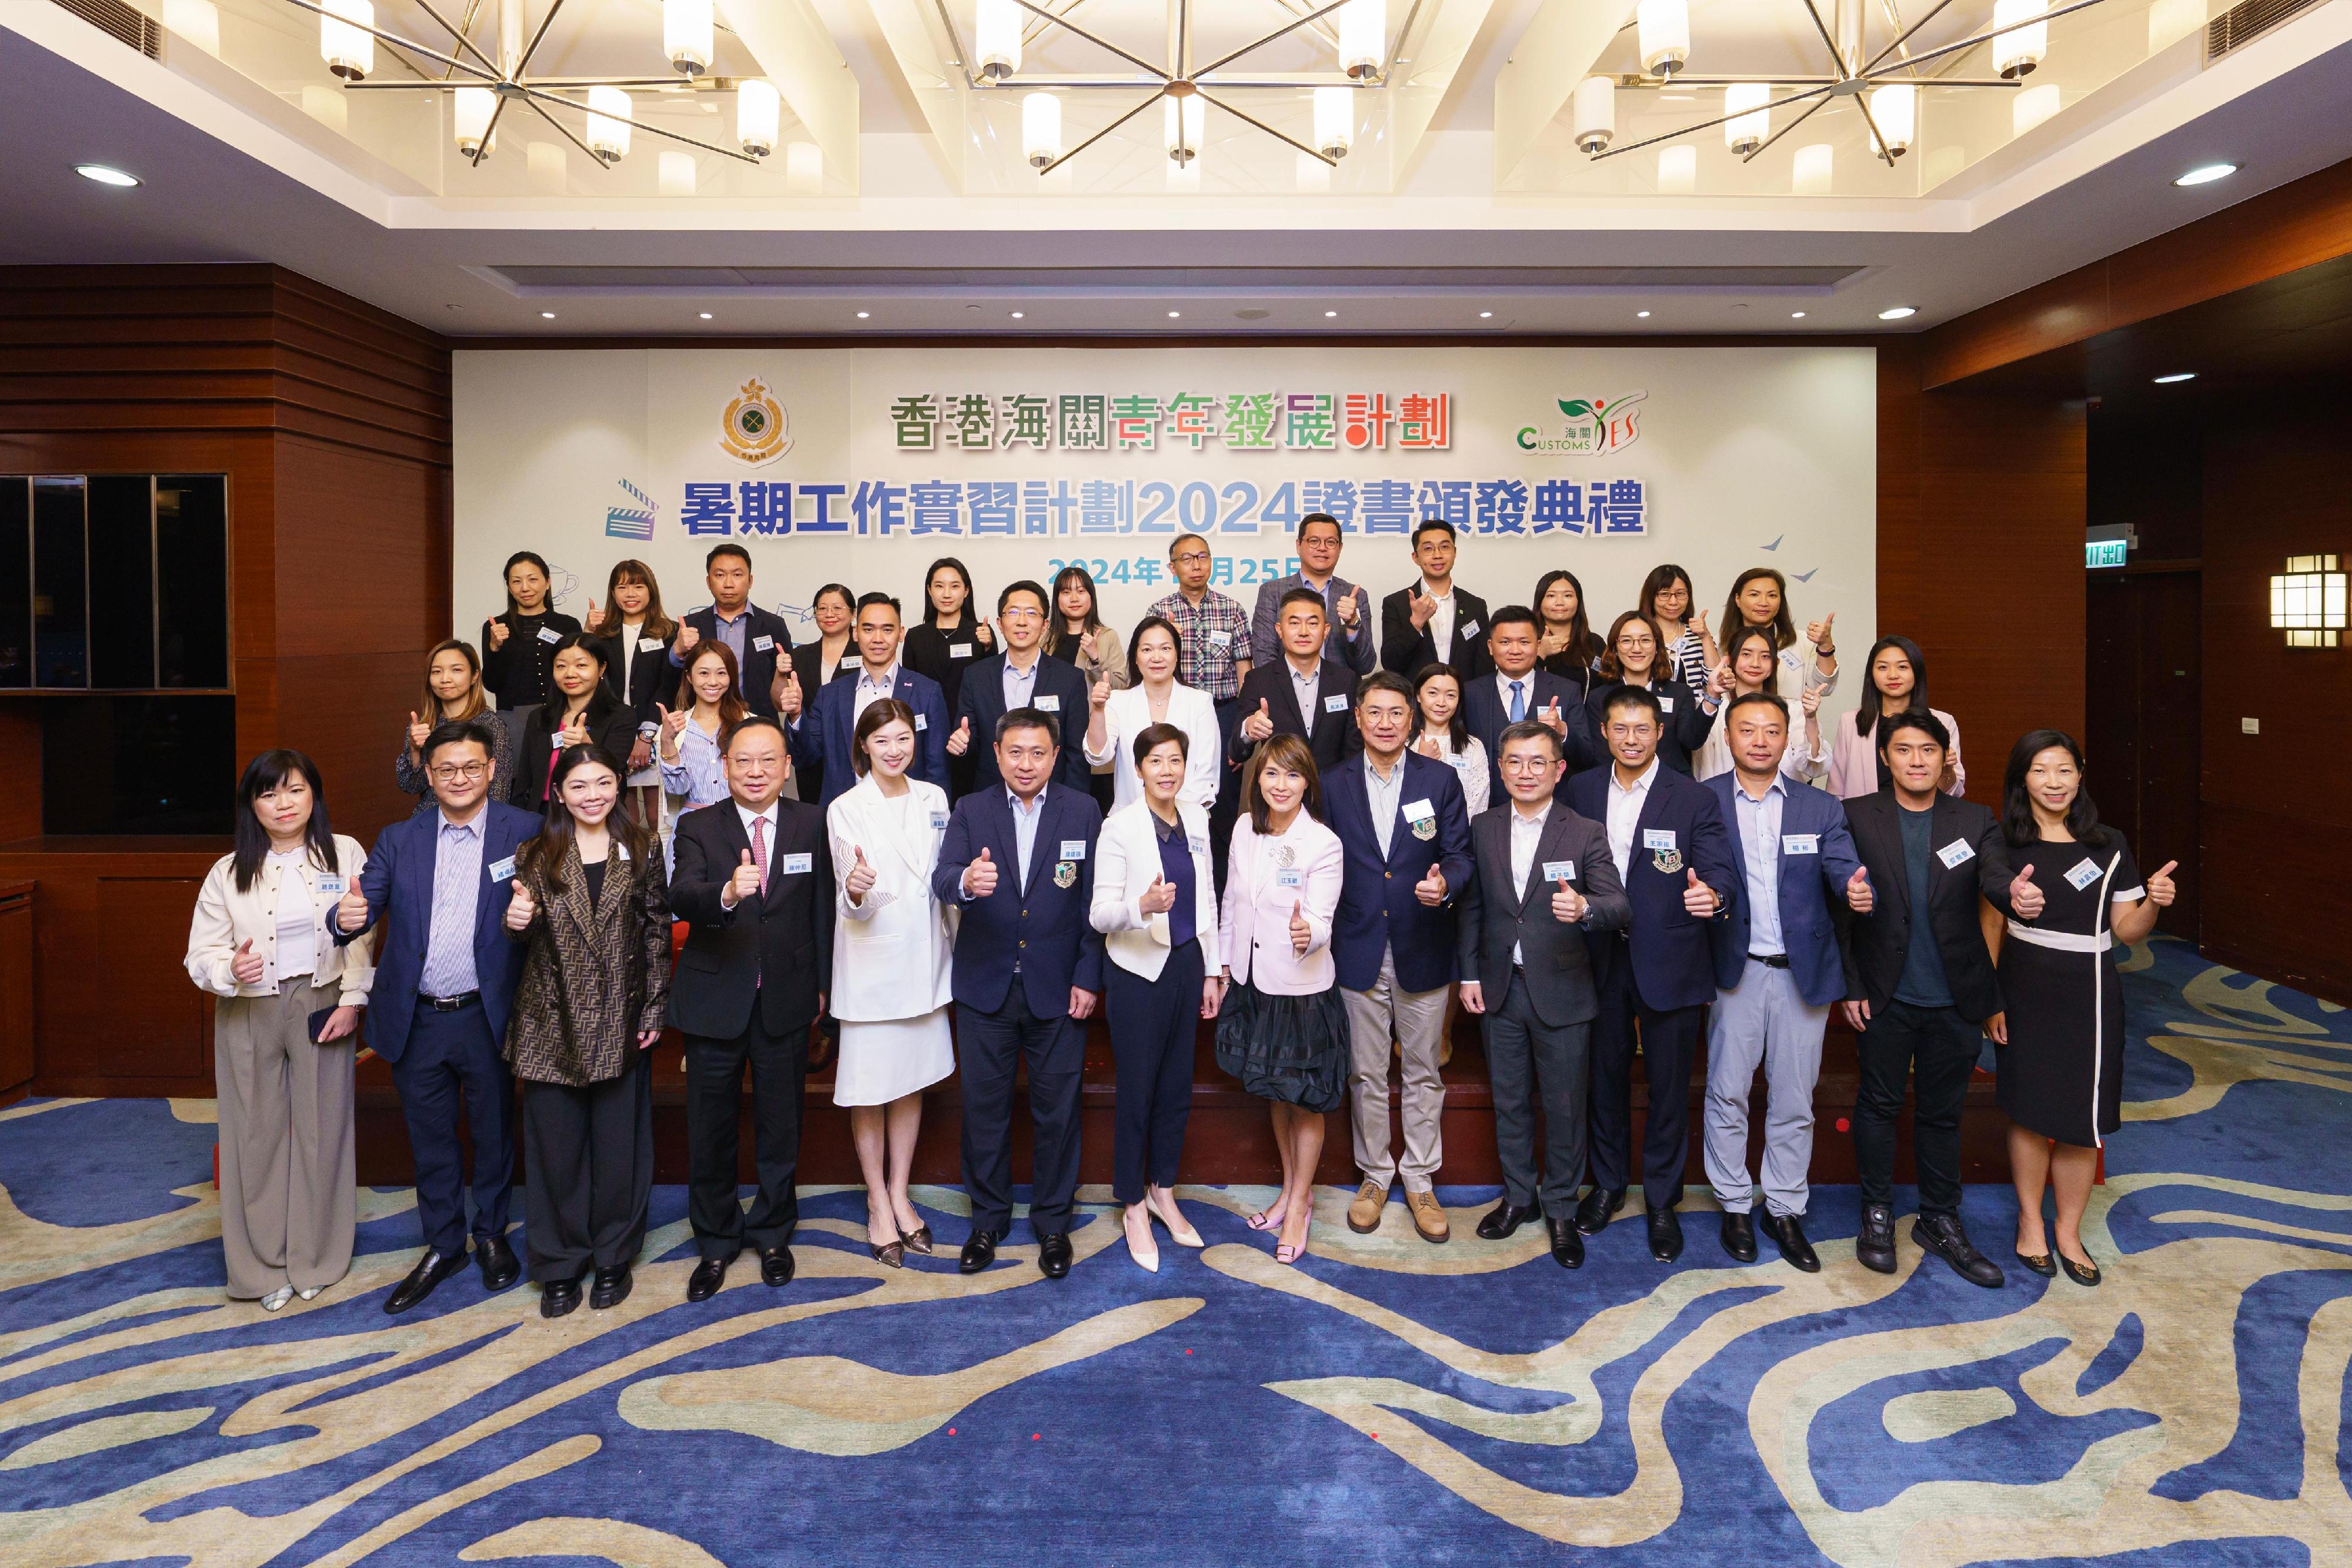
[
  {"x1": 1356, "y1": 671, "x2": 1415, "y2": 707},
  {"x1": 1496, "y1": 718, "x2": 1562, "y2": 763},
  {"x1": 721, "y1": 714, "x2": 790, "y2": 754},
  {"x1": 997, "y1": 579, "x2": 1048, "y2": 616},
  {"x1": 1134, "y1": 721, "x2": 1190, "y2": 767},
  {"x1": 995, "y1": 706, "x2": 1061, "y2": 748},
  {"x1": 1411, "y1": 519, "x2": 1456, "y2": 546},
  {"x1": 854, "y1": 591, "x2": 902, "y2": 622},
  {"x1": 1879, "y1": 709, "x2": 1951, "y2": 751},
  {"x1": 423, "y1": 718, "x2": 498, "y2": 764},
  {"x1": 1168, "y1": 531, "x2": 1209, "y2": 559},
  {"x1": 1726, "y1": 691, "x2": 1789, "y2": 724},
  {"x1": 705, "y1": 543, "x2": 752, "y2": 570},
  {"x1": 1298, "y1": 512, "x2": 1342, "y2": 541},
  {"x1": 1485, "y1": 604, "x2": 1540, "y2": 637},
  {"x1": 1602, "y1": 685, "x2": 1663, "y2": 725},
  {"x1": 1278, "y1": 587, "x2": 1328, "y2": 618}
]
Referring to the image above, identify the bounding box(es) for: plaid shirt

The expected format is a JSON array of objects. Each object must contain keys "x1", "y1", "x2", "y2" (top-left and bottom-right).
[{"x1": 1146, "y1": 588, "x2": 1250, "y2": 701}]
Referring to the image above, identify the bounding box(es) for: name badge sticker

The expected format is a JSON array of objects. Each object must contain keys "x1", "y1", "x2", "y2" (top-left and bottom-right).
[
  {"x1": 1059, "y1": 840, "x2": 1088, "y2": 861},
  {"x1": 315, "y1": 874, "x2": 347, "y2": 897},
  {"x1": 950, "y1": 643, "x2": 974, "y2": 659},
  {"x1": 1782, "y1": 834, "x2": 1820, "y2": 855},
  {"x1": 1188, "y1": 835, "x2": 1209, "y2": 855},
  {"x1": 1402, "y1": 798, "x2": 1435, "y2": 823},
  {"x1": 489, "y1": 857, "x2": 517, "y2": 883},
  {"x1": 1207, "y1": 631, "x2": 1231, "y2": 648},
  {"x1": 1035, "y1": 694, "x2": 1061, "y2": 713},
  {"x1": 914, "y1": 713, "x2": 928, "y2": 731},
  {"x1": 779, "y1": 852, "x2": 813, "y2": 876},
  {"x1": 2064, "y1": 857, "x2": 2103, "y2": 891},
  {"x1": 1275, "y1": 868, "x2": 1305, "y2": 890},
  {"x1": 1542, "y1": 860, "x2": 1577, "y2": 884},
  {"x1": 839, "y1": 657, "x2": 860, "y2": 673},
  {"x1": 1936, "y1": 838, "x2": 1976, "y2": 870},
  {"x1": 930, "y1": 811, "x2": 949, "y2": 830},
  {"x1": 1643, "y1": 829, "x2": 1678, "y2": 852},
  {"x1": 1324, "y1": 694, "x2": 1348, "y2": 713},
  {"x1": 1659, "y1": 696, "x2": 1676, "y2": 712},
  {"x1": 1459, "y1": 619, "x2": 1479, "y2": 638},
  {"x1": 535, "y1": 625, "x2": 562, "y2": 644},
  {"x1": 752, "y1": 635, "x2": 775, "y2": 652}
]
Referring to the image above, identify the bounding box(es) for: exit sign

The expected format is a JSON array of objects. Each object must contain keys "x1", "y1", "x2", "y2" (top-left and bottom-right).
[{"x1": 2087, "y1": 537, "x2": 2129, "y2": 569}]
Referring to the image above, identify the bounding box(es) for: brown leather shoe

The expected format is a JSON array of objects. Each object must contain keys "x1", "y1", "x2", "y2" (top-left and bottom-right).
[
  {"x1": 1347, "y1": 1177, "x2": 1389, "y2": 1234},
  {"x1": 1407, "y1": 1189, "x2": 1451, "y2": 1243}
]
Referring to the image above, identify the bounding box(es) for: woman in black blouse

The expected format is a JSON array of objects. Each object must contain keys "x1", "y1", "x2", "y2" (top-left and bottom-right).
[
  {"x1": 511, "y1": 634, "x2": 640, "y2": 809},
  {"x1": 1533, "y1": 569, "x2": 1605, "y2": 705},
  {"x1": 901, "y1": 557, "x2": 994, "y2": 798},
  {"x1": 1583, "y1": 610, "x2": 1714, "y2": 774},
  {"x1": 482, "y1": 550, "x2": 584, "y2": 711}
]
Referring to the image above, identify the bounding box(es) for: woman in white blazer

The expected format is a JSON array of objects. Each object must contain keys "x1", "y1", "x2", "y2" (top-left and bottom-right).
[
  {"x1": 826, "y1": 698, "x2": 957, "y2": 1268},
  {"x1": 1084, "y1": 616, "x2": 1221, "y2": 816},
  {"x1": 1090, "y1": 723, "x2": 1224, "y2": 1272},
  {"x1": 183, "y1": 751, "x2": 371, "y2": 1312},
  {"x1": 1215, "y1": 734, "x2": 1347, "y2": 1267},
  {"x1": 1826, "y1": 635, "x2": 1967, "y2": 799}
]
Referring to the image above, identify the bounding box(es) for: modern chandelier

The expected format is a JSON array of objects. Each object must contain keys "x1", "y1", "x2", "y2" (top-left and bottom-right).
[
  {"x1": 283, "y1": 0, "x2": 779, "y2": 170},
  {"x1": 1566, "y1": 0, "x2": 2114, "y2": 170},
  {"x1": 936, "y1": 0, "x2": 1400, "y2": 176}
]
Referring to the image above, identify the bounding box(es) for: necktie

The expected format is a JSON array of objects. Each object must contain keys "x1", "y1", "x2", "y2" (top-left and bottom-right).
[
  {"x1": 750, "y1": 814, "x2": 770, "y2": 895},
  {"x1": 1509, "y1": 680, "x2": 1525, "y2": 723}
]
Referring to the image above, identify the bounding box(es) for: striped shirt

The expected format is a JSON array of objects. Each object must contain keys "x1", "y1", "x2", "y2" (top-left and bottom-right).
[
  {"x1": 1147, "y1": 588, "x2": 1250, "y2": 701},
  {"x1": 419, "y1": 811, "x2": 486, "y2": 997}
]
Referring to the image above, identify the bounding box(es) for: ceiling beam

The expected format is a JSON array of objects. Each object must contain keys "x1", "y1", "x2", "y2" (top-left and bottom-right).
[
  {"x1": 1491, "y1": 0, "x2": 1637, "y2": 189},
  {"x1": 719, "y1": 0, "x2": 860, "y2": 190}
]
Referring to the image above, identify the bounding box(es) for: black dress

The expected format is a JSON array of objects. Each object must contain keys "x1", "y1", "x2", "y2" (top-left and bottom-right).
[{"x1": 1994, "y1": 833, "x2": 2145, "y2": 1146}]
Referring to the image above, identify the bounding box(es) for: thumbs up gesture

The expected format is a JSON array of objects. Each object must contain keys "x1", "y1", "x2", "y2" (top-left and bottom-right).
[
  {"x1": 1289, "y1": 897, "x2": 1311, "y2": 957},
  {"x1": 947, "y1": 716, "x2": 972, "y2": 757},
  {"x1": 1414, "y1": 861, "x2": 1447, "y2": 908},
  {"x1": 1690, "y1": 607, "x2": 1710, "y2": 639},
  {"x1": 1801, "y1": 682, "x2": 1823, "y2": 717},
  {"x1": 586, "y1": 597, "x2": 602, "y2": 629},
  {"x1": 963, "y1": 845, "x2": 998, "y2": 898},
  {"x1": 1539, "y1": 696, "x2": 1566, "y2": 737},
  {"x1": 724, "y1": 848, "x2": 763, "y2": 909},
  {"x1": 675, "y1": 621, "x2": 701, "y2": 655},
  {"x1": 1138, "y1": 872, "x2": 1177, "y2": 915},
  {"x1": 1845, "y1": 865, "x2": 1874, "y2": 913},
  {"x1": 1406, "y1": 582, "x2": 1437, "y2": 630},
  {"x1": 1682, "y1": 867, "x2": 1720, "y2": 918},
  {"x1": 487, "y1": 616, "x2": 511, "y2": 650},
  {"x1": 2009, "y1": 864, "x2": 2046, "y2": 920},
  {"x1": 230, "y1": 938, "x2": 265, "y2": 985},
  {"x1": 558, "y1": 708, "x2": 589, "y2": 747},
  {"x1": 406, "y1": 710, "x2": 430, "y2": 752},
  {"x1": 657, "y1": 703, "x2": 689, "y2": 760},
  {"x1": 1335, "y1": 589, "x2": 1361, "y2": 628},
  {"x1": 846, "y1": 844, "x2": 877, "y2": 905},
  {"x1": 1806, "y1": 609, "x2": 1836, "y2": 650},
  {"x1": 2147, "y1": 859, "x2": 2179, "y2": 908},
  {"x1": 1707, "y1": 660, "x2": 1733, "y2": 698},
  {"x1": 336, "y1": 875, "x2": 370, "y2": 933},
  {"x1": 1242, "y1": 697, "x2": 1274, "y2": 743},
  {"x1": 505, "y1": 880, "x2": 538, "y2": 931},
  {"x1": 974, "y1": 620, "x2": 995, "y2": 650},
  {"x1": 773, "y1": 664, "x2": 801, "y2": 718},
  {"x1": 1090, "y1": 672, "x2": 1112, "y2": 712},
  {"x1": 1551, "y1": 877, "x2": 1588, "y2": 924},
  {"x1": 1414, "y1": 733, "x2": 1445, "y2": 761}
]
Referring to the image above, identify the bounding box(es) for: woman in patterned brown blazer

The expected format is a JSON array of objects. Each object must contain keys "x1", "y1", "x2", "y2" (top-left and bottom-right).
[{"x1": 504, "y1": 743, "x2": 673, "y2": 1318}]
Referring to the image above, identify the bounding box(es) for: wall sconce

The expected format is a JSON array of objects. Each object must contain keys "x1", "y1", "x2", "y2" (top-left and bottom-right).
[{"x1": 2270, "y1": 554, "x2": 2346, "y2": 648}]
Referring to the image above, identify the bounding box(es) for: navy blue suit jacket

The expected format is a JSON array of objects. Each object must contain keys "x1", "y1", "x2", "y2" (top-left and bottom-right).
[
  {"x1": 1564, "y1": 762, "x2": 1739, "y2": 1012},
  {"x1": 953, "y1": 653, "x2": 1094, "y2": 798},
  {"x1": 931, "y1": 783, "x2": 1106, "y2": 1017},
  {"x1": 789, "y1": 667, "x2": 950, "y2": 809},
  {"x1": 1462, "y1": 668, "x2": 1602, "y2": 805},
  {"x1": 340, "y1": 801, "x2": 542, "y2": 1062},
  {"x1": 1325, "y1": 751, "x2": 1474, "y2": 994},
  {"x1": 1702, "y1": 773, "x2": 1863, "y2": 1007}
]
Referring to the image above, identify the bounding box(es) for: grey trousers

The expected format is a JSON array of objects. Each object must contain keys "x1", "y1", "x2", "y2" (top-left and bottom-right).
[
  {"x1": 1343, "y1": 948, "x2": 1450, "y2": 1191},
  {"x1": 1703, "y1": 958, "x2": 1829, "y2": 1218},
  {"x1": 213, "y1": 978, "x2": 357, "y2": 1299},
  {"x1": 1485, "y1": 972, "x2": 1591, "y2": 1219}
]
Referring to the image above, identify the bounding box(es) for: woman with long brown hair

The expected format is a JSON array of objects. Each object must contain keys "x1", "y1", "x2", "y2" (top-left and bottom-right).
[
  {"x1": 396, "y1": 640, "x2": 514, "y2": 815},
  {"x1": 1532, "y1": 569, "x2": 1605, "y2": 701},
  {"x1": 583, "y1": 559, "x2": 679, "y2": 826},
  {"x1": 1585, "y1": 610, "x2": 1715, "y2": 775},
  {"x1": 1720, "y1": 566, "x2": 1839, "y2": 700}
]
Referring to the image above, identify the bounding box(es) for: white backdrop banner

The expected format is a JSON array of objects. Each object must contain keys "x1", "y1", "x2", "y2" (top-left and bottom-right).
[{"x1": 453, "y1": 346, "x2": 1875, "y2": 656}]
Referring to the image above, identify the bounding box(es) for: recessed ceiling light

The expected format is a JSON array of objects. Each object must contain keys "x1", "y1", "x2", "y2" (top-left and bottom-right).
[
  {"x1": 856, "y1": 310, "x2": 870, "y2": 319},
  {"x1": 1479, "y1": 310, "x2": 1493, "y2": 319},
  {"x1": 2153, "y1": 372, "x2": 2197, "y2": 383},
  {"x1": 1790, "y1": 311, "x2": 1807, "y2": 319},
  {"x1": 1010, "y1": 310, "x2": 1024, "y2": 319},
  {"x1": 1877, "y1": 305, "x2": 1917, "y2": 320},
  {"x1": 1168, "y1": 310, "x2": 1181, "y2": 319},
  {"x1": 1324, "y1": 310, "x2": 1337, "y2": 318},
  {"x1": 699, "y1": 312, "x2": 713, "y2": 320},
  {"x1": 1636, "y1": 310, "x2": 1651, "y2": 319},
  {"x1": 2174, "y1": 162, "x2": 2237, "y2": 186},
  {"x1": 539, "y1": 311, "x2": 556, "y2": 319},
  {"x1": 75, "y1": 164, "x2": 140, "y2": 186}
]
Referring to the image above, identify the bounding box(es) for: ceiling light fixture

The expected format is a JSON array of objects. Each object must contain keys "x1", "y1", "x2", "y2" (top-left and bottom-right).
[
  {"x1": 1790, "y1": 310, "x2": 1807, "y2": 318},
  {"x1": 1637, "y1": 309, "x2": 1652, "y2": 318},
  {"x1": 2174, "y1": 162, "x2": 2237, "y2": 186},
  {"x1": 856, "y1": 310, "x2": 870, "y2": 318},
  {"x1": 1168, "y1": 310, "x2": 1182, "y2": 319},
  {"x1": 1878, "y1": 305, "x2": 1917, "y2": 319},
  {"x1": 737, "y1": 79, "x2": 780, "y2": 159},
  {"x1": 540, "y1": 311, "x2": 556, "y2": 319},
  {"x1": 74, "y1": 163, "x2": 141, "y2": 186},
  {"x1": 1638, "y1": 0, "x2": 1690, "y2": 76},
  {"x1": 1010, "y1": 310, "x2": 1025, "y2": 319},
  {"x1": 1479, "y1": 310, "x2": 1493, "y2": 318},
  {"x1": 1324, "y1": 310, "x2": 1338, "y2": 317},
  {"x1": 1573, "y1": 75, "x2": 1615, "y2": 154},
  {"x1": 699, "y1": 312, "x2": 713, "y2": 319},
  {"x1": 663, "y1": 0, "x2": 713, "y2": 77},
  {"x1": 2153, "y1": 372, "x2": 2196, "y2": 383}
]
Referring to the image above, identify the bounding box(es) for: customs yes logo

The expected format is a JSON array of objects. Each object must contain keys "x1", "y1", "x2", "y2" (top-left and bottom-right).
[
  {"x1": 1518, "y1": 390, "x2": 1648, "y2": 455},
  {"x1": 720, "y1": 377, "x2": 793, "y2": 467}
]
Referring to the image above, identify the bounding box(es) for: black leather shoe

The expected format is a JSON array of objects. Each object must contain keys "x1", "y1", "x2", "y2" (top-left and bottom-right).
[
  {"x1": 383, "y1": 1249, "x2": 466, "y2": 1315},
  {"x1": 539, "y1": 1275, "x2": 583, "y2": 1318},
  {"x1": 1476, "y1": 1201, "x2": 1540, "y2": 1241},
  {"x1": 1759, "y1": 1212, "x2": 1821, "y2": 1273},
  {"x1": 760, "y1": 1246, "x2": 796, "y2": 1287},
  {"x1": 476, "y1": 1235, "x2": 521, "y2": 1293},
  {"x1": 1914, "y1": 1213, "x2": 2004, "y2": 1288},
  {"x1": 1646, "y1": 1205, "x2": 1684, "y2": 1263},
  {"x1": 1573, "y1": 1186, "x2": 1626, "y2": 1237},
  {"x1": 2057, "y1": 1250, "x2": 2102, "y2": 1288},
  {"x1": 686, "y1": 1255, "x2": 730, "y2": 1302},
  {"x1": 960, "y1": 1228, "x2": 1005, "y2": 1275},
  {"x1": 1544, "y1": 1215, "x2": 1585, "y2": 1269},
  {"x1": 589, "y1": 1266, "x2": 631, "y2": 1310},
  {"x1": 1857, "y1": 1203, "x2": 1897, "y2": 1274},
  {"x1": 1720, "y1": 1209, "x2": 1758, "y2": 1263},
  {"x1": 1038, "y1": 1233, "x2": 1073, "y2": 1279}
]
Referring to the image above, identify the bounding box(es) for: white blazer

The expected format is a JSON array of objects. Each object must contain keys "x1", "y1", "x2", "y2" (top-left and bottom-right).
[
  {"x1": 1090, "y1": 798, "x2": 1221, "y2": 981},
  {"x1": 825, "y1": 774, "x2": 956, "y2": 1022},
  {"x1": 185, "y1": 835, "x2": 373, "y2": 1005},
  {"x1": 1084, "y1": 681, "x2": 1222, "y2": 815},
  {"x1": 1218, "y1": 813, "x2": 1343, "y2": 994}
]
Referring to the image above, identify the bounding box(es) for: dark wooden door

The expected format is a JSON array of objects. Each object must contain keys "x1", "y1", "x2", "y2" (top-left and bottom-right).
[{"x1": 2086, "y1": 569, "x2": 2201, "y2": 937}]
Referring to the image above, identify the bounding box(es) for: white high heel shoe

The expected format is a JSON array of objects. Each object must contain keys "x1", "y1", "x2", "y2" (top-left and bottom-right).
[
  {"x1": 1148, "y1": 1191, "x2": 1204, "y2": 1248},
  {"x1": 1124, "y1": 1205, "x2": 1160, "y2": 1273}
]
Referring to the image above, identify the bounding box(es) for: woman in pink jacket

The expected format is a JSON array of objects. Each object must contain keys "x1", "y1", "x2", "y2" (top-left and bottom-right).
[
  {"x1": 1825, "y1": 635, "x2": 1966, "y2": 798},
  {"x1": 1216, "y1": 733, "x2": 1346, "y2": 1265}
]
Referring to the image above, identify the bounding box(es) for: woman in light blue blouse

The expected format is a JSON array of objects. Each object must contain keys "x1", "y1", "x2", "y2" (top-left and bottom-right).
[{"x1": 657, "y1": 640, "x2": 749, "y2": 827}]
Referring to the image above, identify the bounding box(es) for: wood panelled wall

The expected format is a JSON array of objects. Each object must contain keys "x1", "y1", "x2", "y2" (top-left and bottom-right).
[{"x1": 0, "y1": 265, "x2": 452, "y2": 1096}]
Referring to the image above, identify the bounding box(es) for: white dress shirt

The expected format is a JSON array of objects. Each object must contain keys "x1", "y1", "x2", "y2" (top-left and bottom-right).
[
  {"x1": 1604, "y1": 758, "x2": 1661, "y2": 881},
  {"x1": 1421, "y1": 580, "x2": 1456, "y2": 665},
  {"x1": 1364, "y1": 754, "x2": 1405, "y2": 857},
  {"x1": 1493, "y1": 669, "x2": 1535, "y2": 724},
  {"x1": 853, "y1": 662, "x2": 900, "y2": 726},
  {"x1": 734, "y1": 800, "x2": 780, "y2": 899},
  {"x1": 1508, "y1": 800, "x2": 1550, "y2": 967},
  {"x1": 1287, "y1": 657, "x2": 1322, "y2": 738}
]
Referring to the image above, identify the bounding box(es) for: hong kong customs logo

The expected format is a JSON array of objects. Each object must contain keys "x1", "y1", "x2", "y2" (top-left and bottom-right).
[{"x1": 720, "y1": 377, "x2": 793, "y2": 467}]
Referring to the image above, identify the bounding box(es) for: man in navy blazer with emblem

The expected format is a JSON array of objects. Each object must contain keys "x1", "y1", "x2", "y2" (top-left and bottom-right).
[
  {"x1": 783, "y1": 591, "x2": 948, "y2": 808},
  {"x1": 1326, "y1": 673, "x2": 1474, "y2": 1244},
  {"x1": 1563, "y1": 684, "x2": 1739, "y2": 1263},
  {"x1": 335, "y1": 718, "x2": 540, "y2": 1315},
  {"x1": 949, "y1": 581, "x2": 1093, "y2": 800},
  {"x1": 1461, "y1": 606, "x2": 1601, "y2": 807},
  {"x1": 933, "y1": 708, "x2": 1105, "y2": 1279},
  {"x1": 1700, "y1": 693, "x2": 1867, "y2": 1273},
  {"x1": 666, "y1": 543, "x2": 796, "y2": 717}
]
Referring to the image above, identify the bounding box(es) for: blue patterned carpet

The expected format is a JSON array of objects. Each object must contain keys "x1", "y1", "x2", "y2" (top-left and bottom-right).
[{"x1": 4, "y1": 936, "x2": 2350, "y2": 1566}]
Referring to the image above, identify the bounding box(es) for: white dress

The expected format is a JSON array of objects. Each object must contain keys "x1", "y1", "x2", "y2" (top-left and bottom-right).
[{"x1": 826, "y1": 774, "x2": 957, "y2": 1106}]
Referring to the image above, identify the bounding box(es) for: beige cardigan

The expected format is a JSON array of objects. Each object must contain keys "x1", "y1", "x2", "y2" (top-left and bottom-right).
[{"x1": 185, "y1": 834, "x2": 373, "y2": 1006}]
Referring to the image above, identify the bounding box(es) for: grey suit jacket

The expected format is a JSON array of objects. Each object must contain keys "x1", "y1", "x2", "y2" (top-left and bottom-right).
[
  {"x1": 1248, "y1": 572, "x2": 1377, "y2": 676},
  {"x1": 1455, "y1": 802, "x2": 1629, "y2": 1029}
]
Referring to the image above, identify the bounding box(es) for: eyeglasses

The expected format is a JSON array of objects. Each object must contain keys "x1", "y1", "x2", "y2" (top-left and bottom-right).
[
  {"x1": 428, "y1": 761, "x2": 490, "y2": 782},
  {"x1": 1500, "y1": 757, "x2": 1556, "y2": 774},
  {"x1": 1000, "y1": 607, "x2": 1043, "y2": 622},
  {"x1": 1171, "y1": 551, "x2": 1211, "y2": 566}
]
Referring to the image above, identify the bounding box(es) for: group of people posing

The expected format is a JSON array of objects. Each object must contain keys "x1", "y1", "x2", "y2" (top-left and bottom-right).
[{"x1": 182, "y1": 517, "x2": 2174, "y2": 1319}]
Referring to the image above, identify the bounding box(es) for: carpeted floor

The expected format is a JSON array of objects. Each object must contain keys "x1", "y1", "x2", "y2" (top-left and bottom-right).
[{"x1": 3, "y1": 935, "x2": 2350, "y2": 1566}]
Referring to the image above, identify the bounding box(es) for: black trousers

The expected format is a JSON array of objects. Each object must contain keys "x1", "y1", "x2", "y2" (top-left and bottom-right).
[
  {"x1": 1107, "y1": 939, "x2": 1205, "y2": 1205},
  {"x1": 390, "y1": 999, "x2": 514, "y2": 1256},
  {"x1": 1210, "y1": 697, "x2": 1242, "y2": 898},
  {"x1": 520, "y1": 1055, "x2": 653, "y2": 1282},
  {"x1": 684, "y1": 1011, "x2": 806, "y2": 1259},
  {"x1": 956, "y1": 987, "x2": 1086, "y2": 1239},
  {"x1": 1485, "y1": 973, "x2": 1591, "y2": 1220},
  {"x1": 1853, "y1": 997, "x2": 1980, "y2": 1217},
  {"x1": 1587, "y1": 950, "x2": 1706, "y2": 1211}
]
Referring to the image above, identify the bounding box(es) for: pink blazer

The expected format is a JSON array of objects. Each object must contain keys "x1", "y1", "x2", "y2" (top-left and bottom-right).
[
  {"x1": 1825, "y1": 706, "x2": 1966, "y2": 799},
  {"x1": 1218, "y1": 814, "x2": 1343, "y2": 994}
]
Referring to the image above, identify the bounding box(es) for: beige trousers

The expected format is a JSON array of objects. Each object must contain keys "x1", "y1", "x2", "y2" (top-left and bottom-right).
[
  {"x1": 213, "y1": 978, "x2": 357, "y2": 1299},
  {"x1": 1343, "y1": 948, "x2": 1450, "y2": 1191}
]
